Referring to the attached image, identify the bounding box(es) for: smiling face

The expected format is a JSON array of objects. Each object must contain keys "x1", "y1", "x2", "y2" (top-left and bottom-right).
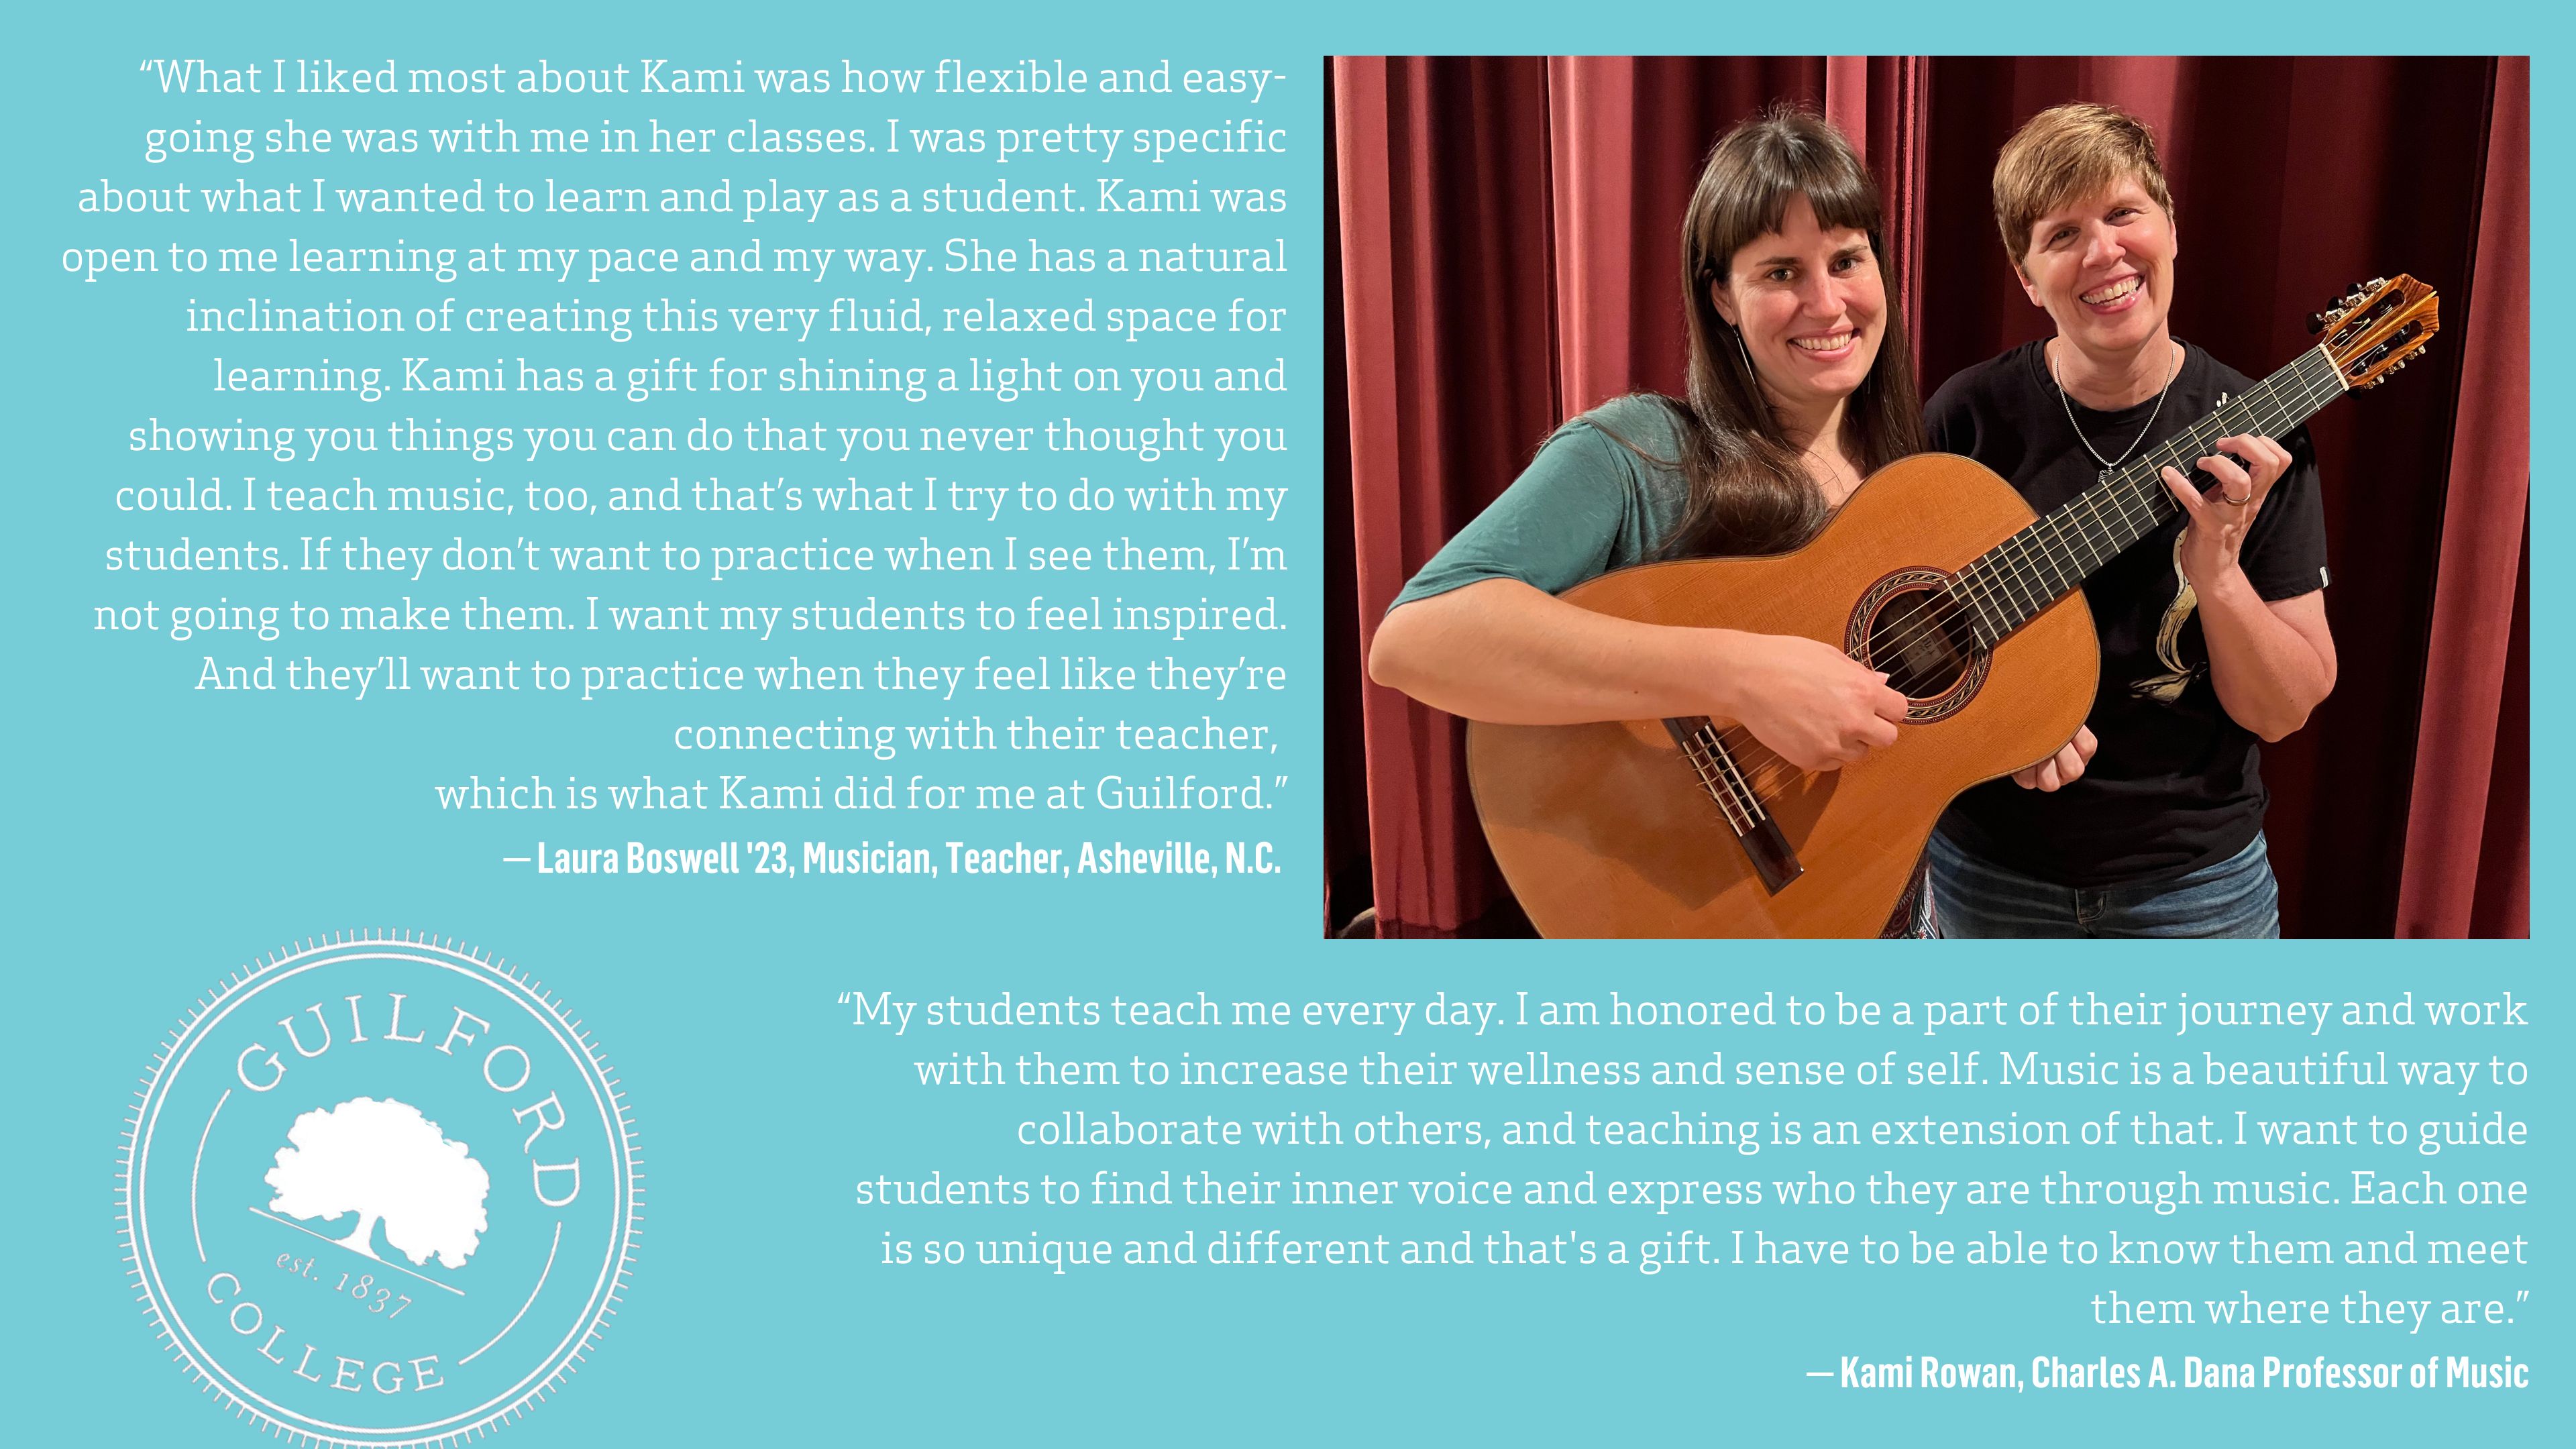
[
  {"x1": 1709, "y1": 193, "x2": 1886, "y2": 430},
  {"x1": 2017, "y1": 178, "x2": 2178, "y2": 361}
]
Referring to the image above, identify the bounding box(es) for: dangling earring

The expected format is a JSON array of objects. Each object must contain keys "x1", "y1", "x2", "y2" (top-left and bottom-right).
[{"x1": 1731, "y1": 325, "x2": 1756, "y2": 378}]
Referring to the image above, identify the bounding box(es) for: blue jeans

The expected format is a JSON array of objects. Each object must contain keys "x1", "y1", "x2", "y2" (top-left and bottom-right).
[{"x1": 1926, "y1": 830, "x2": 2282, "y2": 939}]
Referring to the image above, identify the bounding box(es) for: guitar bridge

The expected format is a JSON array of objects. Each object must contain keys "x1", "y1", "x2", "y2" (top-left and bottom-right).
[{"x1": 1665, "y1": 718, "x2": 1803, "y2": 894}]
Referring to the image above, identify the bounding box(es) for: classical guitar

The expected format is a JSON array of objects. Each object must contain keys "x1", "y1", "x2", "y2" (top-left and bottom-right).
[{"x1": 1466, "y1": 276, "x2": 2440, "y2": 937}]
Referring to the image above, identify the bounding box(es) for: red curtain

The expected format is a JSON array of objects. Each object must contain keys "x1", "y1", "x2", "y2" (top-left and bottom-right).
[
  {"x1": 2396, "y1": 58, "x2": 2530, "y2": 937},
  {"x1": 1328, "y1": 56, "x2": 2528, "y2": 938},
  {"x1": 1334, "y1": 58, "x2": 1564, "y2": 936}
]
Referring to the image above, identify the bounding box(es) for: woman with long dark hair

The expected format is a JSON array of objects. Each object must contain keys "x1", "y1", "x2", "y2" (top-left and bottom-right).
[{"x1": 1370, "y1": 108, "x2": 1927, "y2": 810}]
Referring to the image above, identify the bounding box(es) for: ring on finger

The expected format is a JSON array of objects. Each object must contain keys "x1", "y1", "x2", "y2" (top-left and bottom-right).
[{"x1": 2219, "y1": 488, "x2": 2251, "y2": 505}]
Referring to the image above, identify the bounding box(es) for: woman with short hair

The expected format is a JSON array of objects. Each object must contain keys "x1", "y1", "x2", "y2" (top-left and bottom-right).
[{"x1": 1922, "y1": 103, "x2": 2337, "y2": 937}]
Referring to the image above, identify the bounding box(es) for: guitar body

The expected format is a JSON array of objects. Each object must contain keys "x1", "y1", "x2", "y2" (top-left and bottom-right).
[{"x1": 1466, "y1": 453, "x2": 2100, "y2": 938}]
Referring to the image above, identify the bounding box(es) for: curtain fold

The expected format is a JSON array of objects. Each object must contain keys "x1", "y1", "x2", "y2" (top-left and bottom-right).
[
  {"x1": 1322, "y1": 63, "x2": 1370, "y2": 930},
  {"x1": 2398, "y1": 56, "x2": 2529, "y2": 937},
  {"x1": 1545, "y1": 56, "x2": 1633, "y2": 419},
  {"x1": 1330, "y1": 56, "x2": 2525, "y2": 938},
  {"x1": 1334, "y1": 58, "x2": 1560, "y2": 936}
]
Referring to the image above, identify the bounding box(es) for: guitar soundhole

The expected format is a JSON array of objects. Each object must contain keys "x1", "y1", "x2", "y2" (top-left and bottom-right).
[{"x1": 1852, "y1": 572, "x2": 1990, "y2": 723}]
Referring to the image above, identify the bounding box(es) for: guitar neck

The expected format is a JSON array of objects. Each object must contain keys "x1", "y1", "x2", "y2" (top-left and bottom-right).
[{"x1": 1951, "y1": 344, "x2": 2346, "y2": 647}]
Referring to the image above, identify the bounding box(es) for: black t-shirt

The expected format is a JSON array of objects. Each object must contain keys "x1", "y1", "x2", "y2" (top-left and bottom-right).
[{"x1": 1926, "y1": 339, "x2": 2329, "y2": 887}]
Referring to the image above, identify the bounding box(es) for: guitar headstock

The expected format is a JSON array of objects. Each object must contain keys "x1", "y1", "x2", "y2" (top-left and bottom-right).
[{"x1": 2314, "y1": 274, "x2": 2440, "y2": 390}]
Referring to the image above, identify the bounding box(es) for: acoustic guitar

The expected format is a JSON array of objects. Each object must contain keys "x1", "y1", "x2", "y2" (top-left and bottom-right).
[{"x1": 1465, "y1": 276, "x2": 2441, "y2": 937}]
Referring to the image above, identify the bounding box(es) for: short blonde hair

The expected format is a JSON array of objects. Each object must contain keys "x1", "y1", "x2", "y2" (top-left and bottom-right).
[{"x1": 1992, "y1": 103, "x2": 2174, "y2": 272}]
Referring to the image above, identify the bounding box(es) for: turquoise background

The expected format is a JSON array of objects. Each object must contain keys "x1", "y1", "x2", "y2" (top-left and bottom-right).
[{"x1": 5, "y1": 3, "x2": 2564, "y2": 1445}]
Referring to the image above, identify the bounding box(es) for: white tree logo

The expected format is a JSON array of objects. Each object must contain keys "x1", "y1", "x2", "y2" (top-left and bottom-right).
[{"x1": 264, "y1": 1096, "x2": 493, "y2": 1270}]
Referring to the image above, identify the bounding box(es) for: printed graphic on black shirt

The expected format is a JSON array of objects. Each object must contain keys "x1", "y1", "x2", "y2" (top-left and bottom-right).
[{"x1": 2133, "y1": 533, "x2": 2203, "y2": 704}]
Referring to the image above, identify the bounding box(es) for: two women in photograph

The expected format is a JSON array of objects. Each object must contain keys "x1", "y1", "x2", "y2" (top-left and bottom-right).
[{"x1": 1368, "y1": 103, "x2": 2335, "y2": 938}]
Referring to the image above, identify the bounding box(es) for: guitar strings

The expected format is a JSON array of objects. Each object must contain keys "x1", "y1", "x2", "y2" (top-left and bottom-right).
[
  {"x1": 1890, "y1": 349, "x2": 2339, "y2": 663},
  {"x1": 1981, "y1": 350, "x2": 2341, "y2": 636},
  {"x1": 1685, "y1": 319, "x2": 2410, "y2": 843},
  {"x1": 1689, "y1": 347, "x2": 2347, "y2": 814},
  {"x1": 1677, "y1": 726, "x2": 1760, "y2": 833},
  {"x1": 1858, "y1": 347, "x2": 2340, "y2": 675}
]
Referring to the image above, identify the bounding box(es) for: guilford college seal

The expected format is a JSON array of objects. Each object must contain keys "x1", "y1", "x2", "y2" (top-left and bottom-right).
[{"x1": 119, "y1": 934, "x2": 641, "y2": 1446}]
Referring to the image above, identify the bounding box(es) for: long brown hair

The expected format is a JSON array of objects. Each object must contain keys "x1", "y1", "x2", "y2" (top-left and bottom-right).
[{"x1": 1633, "y1": 107, "x2": 1925, "y2": 558}]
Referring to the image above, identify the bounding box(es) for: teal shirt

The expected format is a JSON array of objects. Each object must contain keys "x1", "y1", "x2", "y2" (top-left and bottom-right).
[{"x1": 1391, "y1": 394, "x2": 1694, "y2": 607}]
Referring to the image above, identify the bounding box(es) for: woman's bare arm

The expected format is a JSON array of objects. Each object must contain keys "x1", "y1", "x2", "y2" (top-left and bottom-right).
[{"x1": 1368, "y1": 578, "x2": 1907, "y2": 771}]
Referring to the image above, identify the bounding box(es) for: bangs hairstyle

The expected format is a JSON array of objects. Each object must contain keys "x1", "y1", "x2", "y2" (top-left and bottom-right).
[
  {"x1": 1619, "y1": 106, "x2": 1921, "y2": 559},
  {"x1": 1683, "y1": 107, "x2": 1886, "y2": 290},
  {"x1": 1992, "y1": 103, "x2": 2175, "y2": 271}
]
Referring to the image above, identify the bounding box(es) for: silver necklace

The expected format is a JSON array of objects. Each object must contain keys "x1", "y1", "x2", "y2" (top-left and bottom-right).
[{"x1": 2050, "y1": 337, "x2": 2178, "y2": 470}]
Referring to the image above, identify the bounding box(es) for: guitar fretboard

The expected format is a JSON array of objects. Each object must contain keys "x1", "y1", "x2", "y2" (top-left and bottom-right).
[{"x1": 1946, "y1": 345, "x2": 2345, "y2": 647}]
